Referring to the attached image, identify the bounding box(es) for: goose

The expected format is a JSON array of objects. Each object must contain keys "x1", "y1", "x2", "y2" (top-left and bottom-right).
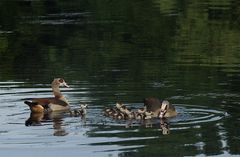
[
  {"x1": 144, "y1": 97, "x2": 177, "y2": 118},
  {"x1": 24, "y1": 78, "x2": 70, "y2": 112}
]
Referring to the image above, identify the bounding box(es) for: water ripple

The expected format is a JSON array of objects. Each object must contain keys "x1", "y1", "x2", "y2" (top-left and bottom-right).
[{"x1": 171, "y1": 104, "x2": 227, "y2": 125}]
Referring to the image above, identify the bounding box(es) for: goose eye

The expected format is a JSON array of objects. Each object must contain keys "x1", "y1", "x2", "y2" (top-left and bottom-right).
[{"x1": 59, "y1": 78, "x2": 64, "y2": 83}]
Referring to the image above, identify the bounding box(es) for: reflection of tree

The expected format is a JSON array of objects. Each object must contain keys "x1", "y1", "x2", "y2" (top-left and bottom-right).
[
  {"x1": 0, "y1": 0, "x2": 239, "y2": 81},
  {"x1": 173, "y1": 0, "x2": 240, "y2": 66},
  {"x1": 0, "y1": 0, "x2": 177, "y2": 81},
  {"x1": 0, "y1": 3, "x2": 239, "y2": 95}
]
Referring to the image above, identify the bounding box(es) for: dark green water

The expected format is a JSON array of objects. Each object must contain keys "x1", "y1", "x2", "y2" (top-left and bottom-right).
[{"x1": 0, "y1": 0, "x2": 240, "y2": 156}]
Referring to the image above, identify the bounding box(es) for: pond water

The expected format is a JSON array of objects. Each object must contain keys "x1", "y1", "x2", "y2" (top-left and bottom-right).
[{"x1": 0, "y1": 0, "x2": 240, "y2": 156}]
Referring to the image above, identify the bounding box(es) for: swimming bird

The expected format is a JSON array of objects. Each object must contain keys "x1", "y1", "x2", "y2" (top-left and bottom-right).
[
  {"x1": 79, "y1": 104, "x2": 88, "y2": 116},
  {"x1": 144, "y1": 98, "x2": 177, "y2": 118},
  {"x1": 119, "y1": 105, "x2": 128, "y2": 113},
  {"x1": 108, "y1": 108, "x2": 118, "y2": 118},
  {"x1": 70, "y1": 104, "x2": 88, "y2": 117},
  {"x1": 116, "y1": 102, "x2": 123, "y2": 110},
  {"x1": 115, "y1": 112, "x2": 125, "y2": 120},
  {"x1": 103, "y1": 108, "x2": 115, "y2": 116},
  {"x1": 118, "y1": 105, "x2": 134, "y2": 119},
  {"x1": 126, "y1": 111, "x2": 135, "y2": 119},
  {"x1": 135, "y1": 106, "x2": 147, "y2": 120},
  {"x1": 137, "y1": 106, "x2": 147, "y2": 114},
  {"x1": 24, "y1": 78, "x2": 70, "y2": 112},
  {"x1": 135, "y1": 113, "x2": 144, "y2": 120},
  {"x1": 144, "y1": 111, "x2": 153, "y2": 120}
]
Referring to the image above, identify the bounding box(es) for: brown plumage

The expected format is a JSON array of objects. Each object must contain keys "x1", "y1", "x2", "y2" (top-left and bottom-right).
[
  {"x1": 24, "y1": 78, "x2": 70, "y2": 112},
  {"x1": 144, "y1": 97, "x2": 177, "y2": 118},
  {"x1": 144, "y1": 97, "x2": 162, "y2": 112}
]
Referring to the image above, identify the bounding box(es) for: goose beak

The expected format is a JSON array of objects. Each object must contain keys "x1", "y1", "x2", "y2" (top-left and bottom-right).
[
  {"x1": 159, "y1": 111, "x2": 165, "y2": 118},
  {"x1": 63, "y1": 82, "x2": 69, "y2": 88}
]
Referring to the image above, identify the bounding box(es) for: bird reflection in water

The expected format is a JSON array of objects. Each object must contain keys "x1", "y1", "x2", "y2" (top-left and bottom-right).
[
  {"x1": 142, "y1": 118, "x2": 170, "y2": 135},
  {"x1": 25, "y1": 111, "x2": 86, "y2": 136},
  {"x1": 124, "y1": 118, "x2": 170, "y2": 135},
  {"x1": 160, "y1": 118, "x2": 170, "y2": 135}
]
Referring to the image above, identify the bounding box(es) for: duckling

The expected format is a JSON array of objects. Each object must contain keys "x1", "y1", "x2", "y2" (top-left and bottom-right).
[
  {"x1": 144, "y1": 111, "x2": 153, "y2": 120},
  {"x1": 119, "y1": 105, "x2": 128, "y2": 113},
  {"x1": 103, "y1": 108, "x2": 114, "y2": 116},
  {"x1": 124, "y1": 107, "x2": 131, "y2": 115},
  {"x1": 137, "y1": 106, "x2": 147, "y2": 114},
  {"x1": 123, "y1": 108, "x2": 135, "y2": 119},
  {"x1": 79, "y1": 104, "x2": 88, "y2": 116},
  {"x1": 111, "y1": 110, "x2": 120, "y2": 119},
  {"x1": 69, "y1": 109, "x2": 81, "y2": 117},
  {"x1": 69, "y1": 104, "x2": 88, "y2": 117},
  {"x1": 74, "y1": 109, "x2": 81, "y2": 116},
  {"x1": 115, "y1": 112, "x2": 125, "y2": 120},
  {"x1": 120, "y1": 105, "x2": 132, "y2": 114},
  {"x1": 69, "y1": 109, "x2": 74, "y2": 116},
  {"x1": 109, "y1": 109, "x2": 118, "y2": 118},
  {"x1": 127, "y1": 111, "x2": 135, "y2": 119},
  {"x1": 135, "y1": 112, "x2": 144, "y2": 120},
  {"x1": 135, "y1": 106, "x2": 146, "y2": 120},
  {"x1": 116, "y1": 102, "x2": 123, "y2": 110}
]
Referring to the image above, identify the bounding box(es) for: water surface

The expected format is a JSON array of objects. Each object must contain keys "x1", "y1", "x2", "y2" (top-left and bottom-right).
[{"x1": 0, "y1": 0, "x2": 240, "y2": 156}]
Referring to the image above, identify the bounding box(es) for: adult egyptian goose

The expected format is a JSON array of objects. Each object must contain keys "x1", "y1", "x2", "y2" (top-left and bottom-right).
[
  {"x1": 24, "y1": 78, "x2": 70, "y2": 112},
  {"x1": 144, "y1": 97, "x2": 177, "y2": 118}
]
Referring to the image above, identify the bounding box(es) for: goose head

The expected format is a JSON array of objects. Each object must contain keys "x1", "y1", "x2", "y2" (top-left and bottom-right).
[
  {"x1": 52, "y1": 78, "x2": 69, "y2": 88},
  {"x1": 159, "y1": 100, "x2": 170, "y2": 118}
]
